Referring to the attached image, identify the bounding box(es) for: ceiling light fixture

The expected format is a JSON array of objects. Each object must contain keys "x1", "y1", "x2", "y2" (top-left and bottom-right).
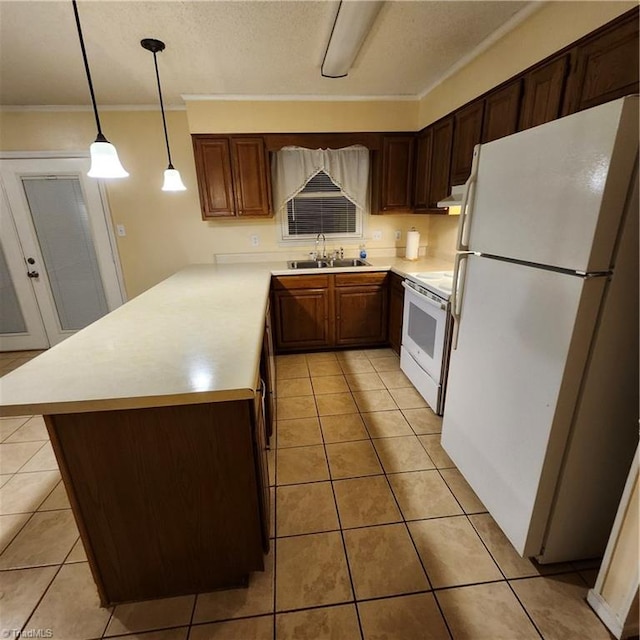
[
  {"x1": 321, "y1": 0, "x2": 384, "y2": 78},
  {"x1": 72, "y1": 0, "x2": 128, "y2": 179},
  {"x1": 141, "y1": 38, "x2": 186, "y2": 192}
]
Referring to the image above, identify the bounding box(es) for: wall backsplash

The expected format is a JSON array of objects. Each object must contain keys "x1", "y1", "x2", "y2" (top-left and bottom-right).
[
  {"x1": 204, "y1": 211, "x2": 432, "y2": 260},
  {"x1": 427, "y1": 215, "x2": 459, "y2": 261}
]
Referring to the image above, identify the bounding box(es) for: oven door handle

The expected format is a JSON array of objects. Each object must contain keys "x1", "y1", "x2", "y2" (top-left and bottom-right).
[{"x1": 402, "y1": 281, "x2": 447, "y2": 310}]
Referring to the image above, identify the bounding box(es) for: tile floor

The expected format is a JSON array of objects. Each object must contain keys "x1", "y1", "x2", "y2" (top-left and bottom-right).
[{"x1": 0, "y1": 348, "x2": 612, "y2": 639}]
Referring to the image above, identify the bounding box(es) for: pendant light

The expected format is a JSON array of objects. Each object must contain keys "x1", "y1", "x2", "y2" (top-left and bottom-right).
[
  {"x1": 72, "y1": 0, "x2": 128, "y2": 178},
  {"x1": 141, "y1": 38, "x2": 186, "y2": 192}
]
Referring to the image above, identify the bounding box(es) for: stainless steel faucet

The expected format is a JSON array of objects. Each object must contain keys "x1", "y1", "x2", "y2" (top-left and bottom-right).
[{"x1": 315, "y1": 233, "x2": 327, "y2": 260}]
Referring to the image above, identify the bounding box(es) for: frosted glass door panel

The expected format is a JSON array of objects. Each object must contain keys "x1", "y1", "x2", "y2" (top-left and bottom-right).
[
  {"x1": 0, "y1": 243, "x2": 27, "y2": 334},
  {"x1": 22, "y1": 177, "x2": 108, "y2": 331}
]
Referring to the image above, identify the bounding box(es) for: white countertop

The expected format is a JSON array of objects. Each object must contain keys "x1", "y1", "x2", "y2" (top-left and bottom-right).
[{"x1": 0, "y1": 256, "x2": 453, "y2": 416}]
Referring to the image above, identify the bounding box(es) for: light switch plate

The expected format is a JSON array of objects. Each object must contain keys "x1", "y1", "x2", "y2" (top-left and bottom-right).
[
  {"x1": 116, "y1": 224, "x2": 126, "y2": 237},
  {"x1": 395, "y1": 230, "x2": 401, "y2": 241}
]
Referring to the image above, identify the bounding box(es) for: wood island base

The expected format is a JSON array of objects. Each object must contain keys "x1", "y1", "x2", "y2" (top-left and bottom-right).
[{"x1": 45, "y1": 399, "x2": 269, "y2": 606}]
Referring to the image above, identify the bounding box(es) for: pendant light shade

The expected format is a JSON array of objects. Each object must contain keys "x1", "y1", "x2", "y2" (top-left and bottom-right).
[
  {"x1": 72, "y1": 0, "x2": 128, "y2": 179},
  {"x1": 88, "y1": 137, "x2": 129, "y2": 178},
  {"x1": 162, "y1": 167, "x2": 187, "y2": 192},
  {"x1": 141, "y1": 38, "x2": 186, "y2": 192}
]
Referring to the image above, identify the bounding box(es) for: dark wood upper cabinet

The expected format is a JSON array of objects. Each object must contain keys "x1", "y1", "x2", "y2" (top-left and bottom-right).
[
  {"x1": 379, "y1": 135, "x2": 414, "y2": 211},
  {"x1": 482, "y1": 80, "x2": 523, "y2": 143},
  {"x1": 450, "y1": 101, "x2": 485, "y2": 185},
  {"x1": 231, "y1": 138, "x2": 272, "y2": 218},
  {"x1": 193, "y1": 138, "x2": 236, "y2": 218},
  {"x1": 428, "y1": 117, "x2": 454, "y2": 209},
  {"x1": 519, "y1": 55, "x2": 570, "y2": 131},
  {"x1": 563, "y1": 11, "x2": 639, "y2": 115},
  {"x1": 413, "y1": 129, "x2": 434, "y2": 211},
  {"x1": 193, "y1": 135, "x2": 272, "y2": 220}
]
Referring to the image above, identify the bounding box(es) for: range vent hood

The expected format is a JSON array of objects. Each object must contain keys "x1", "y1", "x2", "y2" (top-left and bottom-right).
[{"x1": 437, "y1": 184, "x2": 465, "y2": 209}]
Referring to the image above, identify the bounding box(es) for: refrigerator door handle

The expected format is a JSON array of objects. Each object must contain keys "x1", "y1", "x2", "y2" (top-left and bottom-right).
[
  {"x1": 451, "y1": 252, "x2": 470, "y2": 350},
  {"x1": 456, "y1": 145, "x2": 481, "y2": 252}
]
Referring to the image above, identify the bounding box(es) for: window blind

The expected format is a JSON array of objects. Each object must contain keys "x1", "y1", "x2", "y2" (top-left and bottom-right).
[{"x1": 285, "y1": 171, "x2": 358, "y2": 237}]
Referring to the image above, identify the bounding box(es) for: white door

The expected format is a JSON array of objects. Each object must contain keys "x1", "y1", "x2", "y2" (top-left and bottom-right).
[
  {"x1": 463, "y1": 97, "x2": 637, "y2": 272},
  {"x1": 441, "y1": 254, "x2": 606, "y2": 557},
  {"x1": 0, "y1": 156, "x2": 125, "y2": 350}
]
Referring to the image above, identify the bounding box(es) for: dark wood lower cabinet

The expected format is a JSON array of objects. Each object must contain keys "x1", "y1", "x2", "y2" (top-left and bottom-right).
[
  {"x1": 334, "y1": 273, "x2": 388, "y2": 346},
  {"x1": 272, "y1": 276, "x2": 332, "y2": 351},
  {"x1": 272, "y1": 273, "x2": 389, "y2": 352},
  {"x1": 252, "y1": 391, "x2": 271, "y2": 551},
  {"x1": 261, "y1": 303, "x2": 276, "y2": 441},
  {"x1": 46, "y1": 400, "x2": 268, "y2": 605},
  {"x1": 387, "y1": 272, "x2": 405, "y2": 355}
]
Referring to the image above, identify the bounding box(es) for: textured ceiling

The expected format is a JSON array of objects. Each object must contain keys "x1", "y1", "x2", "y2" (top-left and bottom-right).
[{"x1": 0, "y1": 0, "x2": 531, "y2": 107}]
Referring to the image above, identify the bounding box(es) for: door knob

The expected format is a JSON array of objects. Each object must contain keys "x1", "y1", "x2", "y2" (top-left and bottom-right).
[{"x1": 27, "y1": 270, "x2": 39, "y2": 278}]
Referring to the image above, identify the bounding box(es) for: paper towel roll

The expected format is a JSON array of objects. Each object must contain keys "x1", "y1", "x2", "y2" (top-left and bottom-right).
[{"x1": 405, "y1": 229, "x2": 420, "y2": 260}]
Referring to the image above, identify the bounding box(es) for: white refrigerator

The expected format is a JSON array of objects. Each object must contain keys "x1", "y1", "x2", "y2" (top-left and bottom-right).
[{"x1": 441, "y1": 96, "x2": 639, "y2": 564}]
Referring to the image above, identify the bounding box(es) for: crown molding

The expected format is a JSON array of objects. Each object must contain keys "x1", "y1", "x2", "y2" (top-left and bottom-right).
[
  {"x1": 181, "y1": 93, "x2": 417, "y2": 102},
  {"x1": 417, "y1": 1, "x2": 546, "y2": 100}
]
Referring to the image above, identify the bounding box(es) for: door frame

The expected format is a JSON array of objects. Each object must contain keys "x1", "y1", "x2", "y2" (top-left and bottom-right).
[{"x1": 0, "y1": 151, "x2": 127, "y2": 348}]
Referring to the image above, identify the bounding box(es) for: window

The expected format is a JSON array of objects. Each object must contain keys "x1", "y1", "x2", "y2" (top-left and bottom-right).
[
  {"x1": 285, "y1": 171, "x2": 360, "y2": 238},
  {"x1": 273, "y1": 146, "x2": 369, "y2": 242}
]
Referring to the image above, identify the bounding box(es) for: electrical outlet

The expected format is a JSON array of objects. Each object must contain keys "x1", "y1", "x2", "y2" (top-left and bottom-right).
[
  {"x1": 395, "y1": 230, "x2": 401, "y2": 241},
  {"x1": 116, "y1": 224, "x2": 126, "y2": 237},
  {"x1": 250, "y1": 235, "x2": 259, "y2": 247},
  {"x1": 372, "y1": 230, "x2": 382, "y2": 241}
]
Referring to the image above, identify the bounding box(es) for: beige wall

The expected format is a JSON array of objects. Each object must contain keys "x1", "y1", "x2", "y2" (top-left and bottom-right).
[
  {"x1": 418, "y1": 1, "x2": 636, "y2": 128},
  {"x1": 1, "y1": 1, "x2": 633, "y2": 296},
  {"x1": 601, "y1": 478, "x2": 638, "y2": 610},
  {"x1": 0, "y1": 104, "x2": 430, "y2": 297},
  {"x1": 589, "y1": 450, "x2": 639, "y2": 637},
  {"x1": 187, "y1": 99, "x2": 418, "y2": 133},
  {"x1": 420, "y1": 0, "x2": 636, "y2": 255}
]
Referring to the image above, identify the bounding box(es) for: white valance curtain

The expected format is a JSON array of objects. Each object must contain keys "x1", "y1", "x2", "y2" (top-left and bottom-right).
[{"x1": 272, "y1": 145, "x2": 369, "y2": 213}]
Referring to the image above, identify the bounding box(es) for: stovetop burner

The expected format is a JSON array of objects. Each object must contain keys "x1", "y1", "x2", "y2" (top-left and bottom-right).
[{"x1": 406, "y1": 271, "x2": 454, "y2": 299}]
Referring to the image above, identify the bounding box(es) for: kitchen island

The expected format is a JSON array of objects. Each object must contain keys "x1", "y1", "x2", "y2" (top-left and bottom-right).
[{"x1": 0, "y1": 257, "x2": 452, "y2": 605}]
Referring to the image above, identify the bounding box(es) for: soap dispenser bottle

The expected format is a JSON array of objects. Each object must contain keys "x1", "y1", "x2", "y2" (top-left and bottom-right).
[{"x1": 359, "y1": 243, "x2": 367, "y2": 259}]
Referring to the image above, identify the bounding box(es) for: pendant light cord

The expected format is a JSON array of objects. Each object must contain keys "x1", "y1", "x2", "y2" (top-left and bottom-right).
[
  {"x1": 72, "y1": 0, "x2": 105, "y2": 140},
  {"x1": 151, "y1": 51, "x2": 173, "y2": 168}
]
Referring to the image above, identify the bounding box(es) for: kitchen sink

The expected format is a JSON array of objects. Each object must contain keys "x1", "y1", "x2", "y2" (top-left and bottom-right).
[
  {"x1": 287, "y1": 258, "x2": 370, "y2": 269},
  {"x1": 331, "y1": 258, "x2": 371, "y2": 267}
]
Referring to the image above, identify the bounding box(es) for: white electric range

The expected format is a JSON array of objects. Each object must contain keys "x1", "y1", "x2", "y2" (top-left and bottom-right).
[{"x1": 400, "y1": 270, "x2": 454, "y2": 415}]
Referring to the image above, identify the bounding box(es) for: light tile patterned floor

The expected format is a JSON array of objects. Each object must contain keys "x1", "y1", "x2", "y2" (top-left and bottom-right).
[{"x1": 0, "y1": 349, "x2": 612, "y2": 639}]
